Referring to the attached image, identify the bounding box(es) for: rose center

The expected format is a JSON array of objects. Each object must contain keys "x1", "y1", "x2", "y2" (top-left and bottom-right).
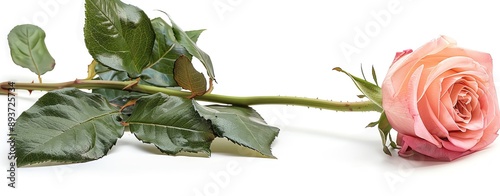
[{"x1": 454, "y1": 90, "x2": 472, "y2": 122}]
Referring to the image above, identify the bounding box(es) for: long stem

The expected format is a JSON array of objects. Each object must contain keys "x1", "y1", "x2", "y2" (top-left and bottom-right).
[{"x1": 1, "y1": 79, "x2": 382, "y2": 112}]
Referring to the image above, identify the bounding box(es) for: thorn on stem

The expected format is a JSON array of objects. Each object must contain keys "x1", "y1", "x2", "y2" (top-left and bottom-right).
[
  {"x1": 123, "y1": 78, "x2": 140, "y2": 90},
  {"x1": 74, "y1": 79, "x2": 82, "y2": 84},
  {"x1": 120, "y1": 99, "x2": 137, "y2": 112},
  {"x1": 28, "y1": 80, "x2": 34, "y2": 95}
]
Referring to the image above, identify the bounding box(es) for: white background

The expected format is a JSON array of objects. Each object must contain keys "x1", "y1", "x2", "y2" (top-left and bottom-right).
[{"x1": 1, "y1": 0, "x2": 500, "y2": 195}]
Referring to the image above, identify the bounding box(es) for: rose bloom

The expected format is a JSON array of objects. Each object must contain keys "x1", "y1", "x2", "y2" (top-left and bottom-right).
[{"x1": 382, "y1": 35, "x2": 500, "y2": 161}]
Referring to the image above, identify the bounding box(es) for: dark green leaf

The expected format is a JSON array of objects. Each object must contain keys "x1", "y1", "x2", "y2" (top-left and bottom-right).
[
  {"x1": 94, "y1": 63, "x2": 130, "y2": 81},
  {"x1": 141, "y1": 68, "x2": 177, "y2": 87},
  {"x1": 91, "y1": 63, "x2": 145, "y2": 100},
  {"x1": 7, "y1": 24, "x2": 55, "y2": 81},
  {"x1": 84, "y1": 0, "x2": 155, "y2": 78},
  {"x1": 333, "y1": 67, "x2": 382, "y2": 109},
  {"x1": 109, "y1": 94, "x2": 145, "y2": 120},
  {"x1": 162, "y1": 12, "x2": 216, "y2": 82},
  {"x1": 174, "y1": 55, "x2": 207, "y2": 97},
  {"x1": 193, "y1": 102, "x2": 280, "y2": 157},
  {"x1": 142, "y1": 17, "x2": 179, "y2": 87},
  {"x1": 126, "y1": 93, "x2": 215, "y2": 155},
  {"x1": 377, "y1": 112, "x2": 393, "y2": 156},
  {"x1": 141, "y1": 18, "x2": 204, "y2": 87},
  {"x1": 14, "y1": 88, "x2": 124, "y2": 167},
  {"x1": 93, "y1": 86, "x2": 144, "y2": 101}
]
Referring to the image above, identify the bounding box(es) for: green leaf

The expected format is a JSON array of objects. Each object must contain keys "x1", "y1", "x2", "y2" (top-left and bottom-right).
[
  {"x1": 93, "y1": 86, "x2": 144, "y2": 101},
  {"x1": 94, "y1": 63, "x2": 130, "y2": 81},
  {"x1": 141, "y1": 68, "x2": 177, "y2": 87},
  {"x1": 109, "y1": 94, "x2": 145, "y2": 120},
  {"x1": 365, "y1": 121, "x2": 379, "y2": 128},
  {"x1": 84, "y1": 0, "x2": 155, "y2": 78},
  {"x1": 162, "y1": 12, "x2": 216, "y2": 82},
  {"x1": 186, "y1": 29, "x2": 205, "y2": 43},
  {"x1": 174, "y1": 55, "x2": 207, "y2": 97},
  {"x1": 357, "y1": 94, "x2": 366, "y2": 99},
  {"x1": 377, "y1": 112, "x2": 393, "y2": 156},
  {"x1": 193, "y1": 102, "x2": 280, "y2": 157},
  {"x1": 13, "y1": 88, "x2": 124, "y2": 167},
  {"x1": 371, "y1": 65, "x2": 379, "y2": 86},
  {"x1": 360, "y1": 64, "x2": 367, "y2": 81},
  {"x1": 141, "y1": 18, "x2": 205, "y2": 87},
  {"x1": 388, "y1": 133, "x2": 398, "y2": 149},
  {"x1": 7, "y1": 24, "x2": 55, "y2": 81},
  {"x1": 91, "y1": 63, "x2": 141, "y2": 100},
  {"x1": 126, "y1": 93, "x2": 215, "y2": 155},
  {"x1": 333, "y1": 67, "x2": 382, "y2": 109}
]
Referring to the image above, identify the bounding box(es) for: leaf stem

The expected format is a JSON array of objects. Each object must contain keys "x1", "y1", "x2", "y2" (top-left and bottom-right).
[{"x1": 1, "y1": 79, "x2": 382, "y2": 112}]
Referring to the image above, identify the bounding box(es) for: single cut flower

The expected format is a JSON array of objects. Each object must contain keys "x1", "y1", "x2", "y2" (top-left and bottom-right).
[{"x1": 382, "y1": 35, "x2": 500, "y2": 161}]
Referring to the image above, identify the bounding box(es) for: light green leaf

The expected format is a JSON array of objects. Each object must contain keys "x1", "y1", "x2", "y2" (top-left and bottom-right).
[
  {"x1": 8, "y1": 24, "x2": 55, "y2": 81},
  {"x1": 377, "y1": 112, "x2": 393, "y2": 156},
  {"x1": 371, "y1": 65, "x2": 379, "y2": 86},
  {"x1": 365, "y1": 121, "x2": 379, "y2": 128},
  {"x1": 193, "y1": 102, "x2": 280, "y2": 157},
  {"x1": 388, "y1": 133, "x2": 398, "y2": 149},
  {"x1": 186, "y1": 29, "x2": 205, "y2": 43},
  {"x1": 163, "y1": 12, "x2": 216, "y2": 82},
  {"x1": 333, "y1": 67, "x2": 382, "y2": 109},
  {"x1": 141, "y1": 18, "x2": 204, "y2": 87},
  {"x1": 14, "y1": 88, "x2": 124, "y2": 167},
  {"x1": 174, "y1": 55, "x2": 207, "y2": 98},
  {"x1": 127, "y1": 93, "x2": 215, "y2": 155},
  {"x1": 360, "y1": 64, "x2": 367, "y2": 81},
  {"x1": 84, "y1": 0, "x2": 155, "y2": 78}
]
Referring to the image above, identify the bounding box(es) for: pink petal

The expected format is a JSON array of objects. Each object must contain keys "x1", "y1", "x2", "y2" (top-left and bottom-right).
[
  {"x1": 392, "y1": 49, "x2": 413, "y2": 64},
  {"x1": 417, "y1": 96, "x2": 450, "y2": 138},
  {"x1": 471, "y1": 90, "x2": 500, "y2": 151},
  {"x1": 448, "y1": 131, "x2": 482, "y2": 150},
  {"x1": 408, "y1": 66, "x2": 441, "y2": 146},
  {"x1": 385, "y1": 36, "x2": 455, "y2": 98},
  {"x1": 398, "y1": 134, "x2": 473, "y2": 161}
]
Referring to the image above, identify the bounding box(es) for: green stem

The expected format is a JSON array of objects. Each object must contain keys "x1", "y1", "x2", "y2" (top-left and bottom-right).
[{"x1": 0, "y1": 79, "x2": 382, "y2": 112}]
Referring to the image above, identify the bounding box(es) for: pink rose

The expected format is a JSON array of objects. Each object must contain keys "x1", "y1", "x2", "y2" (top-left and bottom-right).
[{"x1": 382, "y1": 35, "x2": 500, "y2": 161}]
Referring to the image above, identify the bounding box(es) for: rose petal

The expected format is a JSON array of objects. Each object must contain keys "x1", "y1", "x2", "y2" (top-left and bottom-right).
[
  {"x1": 458, "y1": 102, "x2": 484, "y2": 131},
  {"x1": 422, "y1": 56, "x2": 487, "y2": 96},
  {"x1": 392, "y1": 49, "x2": 413, "y2": 64},
  {"x1": 398, "y1": 134, "x2": 472, "y2": 161},
  {"x1": 386, "y1": 36, "x2": 455, "y2": 97},
  {"x1": 440, "y1": 138, "x2": 468, "y2": 152},
  {"x1": 448, "y1": 131, "x2": 482, "y2": 150},
  {"x1": 471, "y1": 90, "x2": 500, "y2": 151},
  {"x1": 418, "y1": 96, "x2": 450, "y2": 138},
  {"x1": 408, "y1": 66, "x2": 441, "y2": 146},
  {"x1": 438, "y1": 88, "x2": 462, "y2": 129}
]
